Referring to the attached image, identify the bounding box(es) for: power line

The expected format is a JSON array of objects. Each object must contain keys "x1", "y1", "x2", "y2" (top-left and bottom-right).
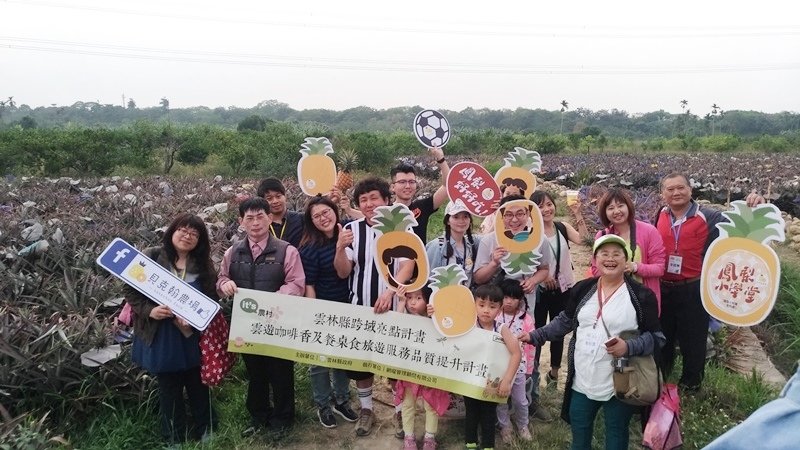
[
  {"x1": 3, "y1": 37, "x2": 798, "y2": 74},
  {"x1": 6, "y1": 0, "x2": 800, "y2": 39}
]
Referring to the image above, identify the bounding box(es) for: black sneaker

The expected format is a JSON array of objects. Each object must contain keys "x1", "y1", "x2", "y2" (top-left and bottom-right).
[
  {"x1": 318, "y1": 406, "x2": 337, "y2": 428},
  {"x1": 333, "y1": 402, "x2": 358, "y2": 423}
]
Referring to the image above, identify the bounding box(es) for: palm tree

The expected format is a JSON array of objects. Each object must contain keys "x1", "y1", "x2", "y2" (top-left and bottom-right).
[
  {"x1": 678, "y1": 99, "x2": 689, "y2": 136},
  {"x1": 559, "y1": 100, "x2": 569, "y2": 134},
  {"x1": 711, "y1": 103, "x2": 720, "y2": 135}
]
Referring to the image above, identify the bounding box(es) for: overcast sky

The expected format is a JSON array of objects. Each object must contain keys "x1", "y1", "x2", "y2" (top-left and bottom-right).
[{"x1": 2, "y1": 0, "x2": 799, "y2": 114}]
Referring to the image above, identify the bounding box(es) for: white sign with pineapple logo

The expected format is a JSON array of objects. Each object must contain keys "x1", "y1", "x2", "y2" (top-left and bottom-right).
[
  {"x1": 701, "y1": 201, "x2": 786, "y2": 326},
  {"x1": 228, "y1": 288, "x2": 512, "y2": 402},
  {"x1": 97, "y1": 238, "x2": 220, "y2": 331}
]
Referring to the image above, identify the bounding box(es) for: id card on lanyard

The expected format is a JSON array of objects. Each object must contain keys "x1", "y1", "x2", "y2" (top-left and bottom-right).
[{"x1": 667, "y1": 214, "x2": 684, "y2": 275}]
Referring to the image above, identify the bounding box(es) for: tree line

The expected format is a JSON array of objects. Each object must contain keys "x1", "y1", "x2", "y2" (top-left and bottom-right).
[
  {"x1": 1, "y1": 98, "x2": 799, "y2": 139},
  {"x1": 2, "y1": 116, "x2": 799, "y2": 178}
]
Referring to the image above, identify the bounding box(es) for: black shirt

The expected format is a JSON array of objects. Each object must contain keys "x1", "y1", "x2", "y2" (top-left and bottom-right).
[{"x1": 409, "y1": 196, "x2": 437, "y2": 243}]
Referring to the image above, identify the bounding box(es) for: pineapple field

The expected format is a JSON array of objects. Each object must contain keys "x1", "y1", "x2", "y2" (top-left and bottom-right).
[{"x1": 2, "y1": 160, "x2": 800, "y2": 448}]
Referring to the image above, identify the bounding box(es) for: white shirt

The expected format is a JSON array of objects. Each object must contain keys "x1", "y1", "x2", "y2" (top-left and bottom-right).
[{"x1": 572, "y1": 285, "x2": 638, "y2": 401}]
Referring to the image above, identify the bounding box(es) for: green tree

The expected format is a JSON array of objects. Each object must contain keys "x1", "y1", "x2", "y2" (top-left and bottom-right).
[
  {"x1": 127, "y1": 99, "x2": 137, "y2": 109},
  {"x1": 237, "y1": 114, "x2": 267, "y2": 132},
  {"x1": 18, "y1": 116, "x2": 37, "y2": 129}
]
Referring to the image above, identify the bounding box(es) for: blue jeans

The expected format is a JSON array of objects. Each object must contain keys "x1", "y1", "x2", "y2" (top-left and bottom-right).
[
  {"x1": 704, "y1": 363, "x2": 800, "y2": 449},
  {"x1": 569, "y1": 390, "x2": 635, "y2": 450},
  {"x1": 309, "y1": 365, "x2": 351, "y2": 408}
]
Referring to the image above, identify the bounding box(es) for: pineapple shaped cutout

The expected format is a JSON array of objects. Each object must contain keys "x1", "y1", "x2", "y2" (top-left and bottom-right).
[
  {"x1": 429, "y1": 264, "x2": 476, "y2": 337},
  {"x1": 494, "y1": 147, "x2": 541, "y2": 198},
  {"x1": 372, "y1": 204, "x2": 429, "y2": 292},
  {"x1": 494, "y1": 198, "x2": 545, "y2": 254},
  {"x1": 701, "y1": 200, "x2": 786, "y2": 326},
  {"x1": 500, "y1": 251, "x2": 542, "y2": 278},
  {"x1": 297, "y1": 137, "x2": 337, "y2": 196},
  {"x1": 335, "y1": 147, "x2": 358, "y2": 192}
]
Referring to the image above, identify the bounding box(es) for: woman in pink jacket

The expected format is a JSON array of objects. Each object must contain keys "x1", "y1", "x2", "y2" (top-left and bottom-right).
[{"x1": 591, "y1": 188, "x2": 667, "y2": 314}]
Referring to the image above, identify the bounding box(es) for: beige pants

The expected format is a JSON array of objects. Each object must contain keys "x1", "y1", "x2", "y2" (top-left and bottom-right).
[{"x1": 402, "y1": 390, "x2": 438, "y2": 436}]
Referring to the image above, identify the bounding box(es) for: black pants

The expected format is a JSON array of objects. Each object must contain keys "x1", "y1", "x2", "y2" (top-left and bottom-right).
[
  {"x1": 464, "y1": 396, "x2": 496, "y2": 448},
  {"x1": 660, "y1": 280, "x2": 709, "y2": 390},
  {"x1": 156, "y1": 367, "x2": 214, "y2": 443},
  {"x1": 243, "y1": 354, "x2": 295, "y2": 429},
  {"x1": 534, "y1": 288, "x2": 568, "y2": 370}
]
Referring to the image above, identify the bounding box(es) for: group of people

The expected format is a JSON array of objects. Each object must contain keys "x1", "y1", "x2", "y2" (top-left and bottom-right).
[{"x1": 125, "y1": 144, "x2": 764, "y2": 449}]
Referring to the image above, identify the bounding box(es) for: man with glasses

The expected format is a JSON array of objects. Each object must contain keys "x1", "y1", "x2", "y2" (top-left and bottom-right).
[
  {"x1": 217, "y1": 198, "x2": 305, "y2": 439},
  {"x1": 391, "y1": 147, "x2": 450, "y2": 242},
  {"x1": 472, "y1": 194, "x2": 554, "y2": 422}
]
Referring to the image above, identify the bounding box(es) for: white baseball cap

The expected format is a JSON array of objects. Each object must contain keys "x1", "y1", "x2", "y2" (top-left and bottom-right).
[{"x1": 445, "y1": 199, "x2": 470, "y2": 216}]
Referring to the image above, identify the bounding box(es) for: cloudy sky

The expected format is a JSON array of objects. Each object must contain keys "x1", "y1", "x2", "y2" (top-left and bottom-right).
[{"x1": 2, "y1": 0, "x2": 799, "y2": 114}]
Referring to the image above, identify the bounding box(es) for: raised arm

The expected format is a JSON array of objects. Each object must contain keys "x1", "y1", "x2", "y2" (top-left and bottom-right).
[{"x1": 429, "y1": 147, "x2": 451, "y2": 210}]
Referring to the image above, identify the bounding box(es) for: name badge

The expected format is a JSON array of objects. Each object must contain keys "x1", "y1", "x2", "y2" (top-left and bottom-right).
[{"x1": 667, "y1": 254, "x2": 683, "y2": 275}]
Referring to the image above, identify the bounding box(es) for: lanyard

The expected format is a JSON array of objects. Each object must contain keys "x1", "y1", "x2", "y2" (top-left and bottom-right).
[
  {"x1": 269, "y1": 220, "x2": 286, "y2": 240},
  {"x1": 172, "y1": 265, "x2": 186, "y2": 280},
  {"x1": 594, "y1": 280, "x2": 622, "y2": 328},
  {"x1": 547, "y1": 227, "x2": 562, "y2": 276},
  {"x1": 447, "y1": 236, "x2": 468, "y2": 271},
  {"x1": 501, "y1": 312, "x2": 516, "y2": 329},
  {"x1": 669, "y1": 214, "x2": 684, "y2": 254}
]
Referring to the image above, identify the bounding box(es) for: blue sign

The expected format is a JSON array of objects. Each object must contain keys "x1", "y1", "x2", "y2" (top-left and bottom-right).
[{"x1": 97, "y1": 238, "x2": 220, "y2": 331}]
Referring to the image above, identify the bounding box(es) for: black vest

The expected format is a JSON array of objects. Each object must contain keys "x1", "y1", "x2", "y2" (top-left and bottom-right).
[{"x1": 228, "y1": 237, "x2": 288, "y2": 292}]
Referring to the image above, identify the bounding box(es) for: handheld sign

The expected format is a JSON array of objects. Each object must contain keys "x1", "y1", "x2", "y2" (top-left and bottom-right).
[
  {"x1": 495, "y1": 198, "x2": 544, "y2": 277},
  {"x1": 371, "y1": 204, "x2": 429, "y2": 292},
  {"x1": 447, "y1": 161, "x2": 502, "y2": 217},
  {"x1": 413, "y1": 109, "x2": 451, "y2": 148},
  {"x1": 297, "y1": 137, "x2": 337, "y2": 196},
  {"x1": 701, "y1": 201, "x2": 785, "y2": 326},
  {"x1": 429, "y1": 264, "x2": 476, "y2": 337},
  {"x1": 494, "y1": 198, "x2": 545, "y2": 254},
  {"x1": 494, "y1": 147, "x2": 541, "y2": 198},
  {"x1": 97, "y1": 238, "x2": 220, "y2": 331}
]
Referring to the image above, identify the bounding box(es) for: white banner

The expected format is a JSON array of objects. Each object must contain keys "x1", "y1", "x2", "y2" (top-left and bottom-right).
[{"x1": 228, "y1": 288, "x2": 512, "y2": 402}]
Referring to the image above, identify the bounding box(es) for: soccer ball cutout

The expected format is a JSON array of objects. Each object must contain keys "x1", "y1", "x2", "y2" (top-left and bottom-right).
[{"x1": 413, "y1": 109, "x2": 450, "y2": 148}]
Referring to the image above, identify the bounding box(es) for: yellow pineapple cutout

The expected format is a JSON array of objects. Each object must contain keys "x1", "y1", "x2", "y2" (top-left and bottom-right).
[
  {"x1": 429, "y1": 264, "x2": 476, "y2": 337},
  {"x1": 127, "y1": 261, "x2": 147, "y2": 283},
  {"x1": 494, "y1": 147, "x2": 541, "y2": 198},
  {"x1": 701, "y1": 201, "x2": 785, "y2": 326},
  {"x1": 297, "y1": 137, "x2": 337, "y2": 196},
  {"x1": 372, "y1": 204, "x2": 429, "y2": 292},
  {"x1": 494, "y1": 198, "x2": 545, "y2": 277}
]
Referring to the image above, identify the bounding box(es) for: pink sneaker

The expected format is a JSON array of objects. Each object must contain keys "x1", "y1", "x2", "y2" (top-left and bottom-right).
[
  {"x1": 422, "y1": 436, "x2": 437, "y2": 450},
  {"x1": 519, "y1": 425, "x2": 533, "y2": 441},
  {"x1": 403, "y1": 435, "x2": 417, "y2": 450}
]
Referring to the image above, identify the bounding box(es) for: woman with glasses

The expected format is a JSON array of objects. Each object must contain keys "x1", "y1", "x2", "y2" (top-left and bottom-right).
[
  {"x1": 126, "y1": 213, "x2": 218, "y2": 445},
  {"x1": 297, "y1": 196, "x2": 360, "y2": 429}
]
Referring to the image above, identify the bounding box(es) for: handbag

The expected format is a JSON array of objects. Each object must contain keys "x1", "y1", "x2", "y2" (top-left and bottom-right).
[
  {"x1": 118, "y1": 302, "x2": 134, "y2": 327},
  {"x1": 602, "y1": 325, "x2": 662, "y2": 406},
  {"x1": 199, "y1": 312, "x2": 237, "y2": 387},
  {"x1": 643, "y1": 383, "x2": 683, "y2": 449}
]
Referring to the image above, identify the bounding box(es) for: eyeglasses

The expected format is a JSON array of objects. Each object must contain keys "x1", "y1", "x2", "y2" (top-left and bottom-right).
[
  {"x1": 502, "y1": 211, "x2": 529, "y2": 221},
  {"x1": 177, "y1": 227, "x2": 200, "y2": 239},
  {"x1": 393, "y1": 180, "x2": 417, "y2": 186},
  {"x1": 311, "y1": 209, "x2": 334, "y2": 221}
]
